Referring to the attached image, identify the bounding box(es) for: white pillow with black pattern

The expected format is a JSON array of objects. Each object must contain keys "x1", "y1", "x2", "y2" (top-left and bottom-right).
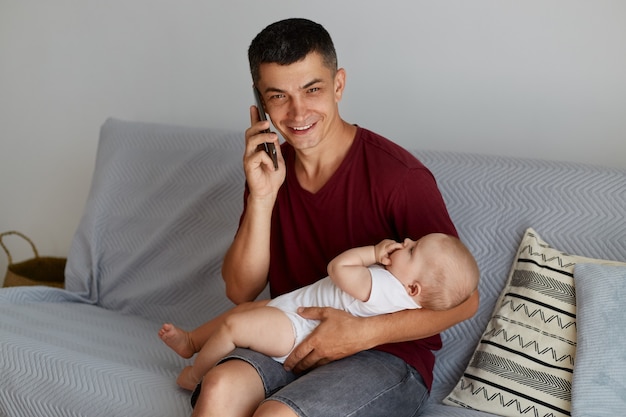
[{"x1": 443, "y1": 228, "x2": 626, "y2": 417}]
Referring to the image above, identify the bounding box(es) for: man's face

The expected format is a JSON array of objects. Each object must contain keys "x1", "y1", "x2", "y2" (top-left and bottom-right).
[{"x1": 255, "y1": 52, "x2": 346, "y2": 151}]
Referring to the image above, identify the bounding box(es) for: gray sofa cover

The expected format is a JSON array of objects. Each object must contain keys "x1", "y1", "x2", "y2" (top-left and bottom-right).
[{"x1": 1, "y1": 118, "x2": 624, "y2": 417}]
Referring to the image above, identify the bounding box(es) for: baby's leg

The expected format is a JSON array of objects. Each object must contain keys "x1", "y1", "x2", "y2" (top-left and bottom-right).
[
  {"x1": 158, "y1": 300, "x2": 269, "y2": 358},
  {"x1": 182, "y1": 306, "x2": 295, "y2": 390},
  {"x1": 186, "y1": 300, "x2": 270, "y2": 350}
]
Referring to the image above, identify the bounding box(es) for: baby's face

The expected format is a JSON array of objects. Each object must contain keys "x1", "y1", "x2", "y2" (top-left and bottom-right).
[
  {"x1": 388, "y1": 234, "x2": 447, "y2": 292},
  {"x1": 387, "y1": 238, "x2": 425, "y2": 287}
]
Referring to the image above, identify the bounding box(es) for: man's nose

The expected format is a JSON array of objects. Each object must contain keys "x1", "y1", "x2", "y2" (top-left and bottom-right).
[{"x1": 288, "y1": 97, "x2": 306, "y2": 119}]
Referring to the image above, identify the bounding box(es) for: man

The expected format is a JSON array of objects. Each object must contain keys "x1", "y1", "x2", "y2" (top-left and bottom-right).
[{"x1": 192, "y1": 18, "x2": 479, "y2": 417}]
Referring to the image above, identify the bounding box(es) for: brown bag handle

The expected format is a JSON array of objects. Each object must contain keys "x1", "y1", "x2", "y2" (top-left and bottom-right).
[{"x1": 0, "y1": 231, "x2": 40, "y2": 265}]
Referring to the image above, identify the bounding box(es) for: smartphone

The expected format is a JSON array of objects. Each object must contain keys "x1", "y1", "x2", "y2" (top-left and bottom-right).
[{"x1": 253, "y1": 87, "x2": 278, "y2": 170}]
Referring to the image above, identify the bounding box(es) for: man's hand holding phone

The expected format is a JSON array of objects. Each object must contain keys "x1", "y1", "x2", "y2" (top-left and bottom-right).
[{"x1": 243, "y1": 102, "x2": 285, "y2": 202}]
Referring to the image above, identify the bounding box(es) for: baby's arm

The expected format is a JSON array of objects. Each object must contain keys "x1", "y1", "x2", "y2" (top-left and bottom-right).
[{"x1": 328, "y1": 239, "x2": 402, "y2": 302}]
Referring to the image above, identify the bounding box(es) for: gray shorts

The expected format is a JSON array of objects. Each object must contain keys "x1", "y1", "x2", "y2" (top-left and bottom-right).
[{"x1": 217, "y1": 348, "x2": 429, "y2": 417}]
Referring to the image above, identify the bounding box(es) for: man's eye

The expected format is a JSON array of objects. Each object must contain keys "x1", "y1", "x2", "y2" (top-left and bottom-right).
[{"x1": 307, "y1": 87, "x2": 320, "y2": 93}]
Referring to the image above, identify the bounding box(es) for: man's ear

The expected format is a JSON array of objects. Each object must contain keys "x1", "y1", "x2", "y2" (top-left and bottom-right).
[
  {"x1": 408, "y1": 282, "x2": 421, "y2": 297},
  {"x1": 334, "y1": 68, "x2": 346, "y2": 101}
]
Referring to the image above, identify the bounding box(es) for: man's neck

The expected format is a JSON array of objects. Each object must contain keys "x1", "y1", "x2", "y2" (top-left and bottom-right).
[{"x1": 294, "y1": 121, "x2": 357, "y2": 193}]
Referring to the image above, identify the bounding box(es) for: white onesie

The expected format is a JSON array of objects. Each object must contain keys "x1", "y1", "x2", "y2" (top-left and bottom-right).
[{"x1": 266, "y1": 265, "x2": 420, "y2": 363}]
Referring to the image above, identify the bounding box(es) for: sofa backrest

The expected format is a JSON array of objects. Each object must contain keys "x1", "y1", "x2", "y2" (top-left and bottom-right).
[
  {"x1": 65, "y1": 119, "x2": 245, "y2": 328},
  {"x1": 415, "y1": 149, "x2": 626, "y2": 399}
]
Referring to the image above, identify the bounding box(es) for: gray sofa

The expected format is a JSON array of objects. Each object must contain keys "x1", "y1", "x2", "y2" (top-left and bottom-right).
[{"x1": 1, "y1": 118, "x2": 624, "y2": 417}]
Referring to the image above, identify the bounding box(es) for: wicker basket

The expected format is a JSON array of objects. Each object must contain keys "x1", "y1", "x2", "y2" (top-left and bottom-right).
[{"x1": 1, "y1": 230, "x2": 66, "y2": 288}]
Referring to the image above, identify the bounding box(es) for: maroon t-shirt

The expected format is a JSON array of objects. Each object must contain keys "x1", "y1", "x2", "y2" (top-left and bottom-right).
[{"x1": 241, "y1": 126, "x2": 457, "y2": 390}]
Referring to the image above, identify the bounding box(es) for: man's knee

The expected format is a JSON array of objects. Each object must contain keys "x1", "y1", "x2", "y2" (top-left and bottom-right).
[
  {"x1": 253, "y1": 400, "x2": 298, "y2": 417},
  {"x1": 194, "y1": 360, "x2": 265, "y2": 414}
]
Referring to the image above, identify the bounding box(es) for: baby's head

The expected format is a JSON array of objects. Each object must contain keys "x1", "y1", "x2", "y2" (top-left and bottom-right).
[{"x1": 388, "y1": 233, "x2": 479, "y2": 311}]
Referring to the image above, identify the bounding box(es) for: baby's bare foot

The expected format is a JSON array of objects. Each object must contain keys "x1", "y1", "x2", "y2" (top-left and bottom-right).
[
  {"x1": 158, "y1": 323, "x2": 195, "y2": 359},
  {"x1": 177, "y1": 366, "x2": 200, "y2": 391}
]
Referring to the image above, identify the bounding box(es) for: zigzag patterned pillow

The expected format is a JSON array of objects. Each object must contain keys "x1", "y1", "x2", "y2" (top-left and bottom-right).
[{"x1": 443, "y1": 228, "x2": 626, "y2": 417}]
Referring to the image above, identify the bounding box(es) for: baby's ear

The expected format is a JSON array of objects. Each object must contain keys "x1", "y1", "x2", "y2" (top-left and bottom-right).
[{"x1": 408, "y1": 282, "x2": 421, "y2": 297}]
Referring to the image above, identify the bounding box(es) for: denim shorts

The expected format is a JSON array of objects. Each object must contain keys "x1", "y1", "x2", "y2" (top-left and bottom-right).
[{"x1": 217, "y1": 347, "x2": 429, "y2": 417}]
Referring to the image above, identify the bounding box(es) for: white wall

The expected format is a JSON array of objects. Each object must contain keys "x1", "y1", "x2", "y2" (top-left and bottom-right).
[{"x1": 1, "y1": 0, "x2": 625, "y2": 281}]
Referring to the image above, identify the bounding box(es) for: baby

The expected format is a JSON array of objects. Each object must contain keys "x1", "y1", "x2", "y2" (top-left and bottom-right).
[{"x1": 159, "y1": 233, "x2": 479, "y2": 390}]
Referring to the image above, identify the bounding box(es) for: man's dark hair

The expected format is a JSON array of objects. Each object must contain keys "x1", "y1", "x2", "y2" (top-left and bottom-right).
[{"x1": 248, "y1": 18, "x2": 338, "y2": 85}]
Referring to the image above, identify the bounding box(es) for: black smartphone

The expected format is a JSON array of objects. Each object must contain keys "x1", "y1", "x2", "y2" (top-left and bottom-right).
[{"x1": 253, "y1": 87, "x2": 278, "y2": 170}]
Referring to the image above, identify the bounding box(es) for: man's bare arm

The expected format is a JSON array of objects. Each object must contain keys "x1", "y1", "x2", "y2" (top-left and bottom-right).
[
  {"x1": 284, "y1": 289, "x2": 479, "y2": 372},
  {"x1": 222, "y1": 198, "x2": 274, "y2": 304},
  {"x1": 221, "y1": 107, "x2": 285, "y2": 304}
]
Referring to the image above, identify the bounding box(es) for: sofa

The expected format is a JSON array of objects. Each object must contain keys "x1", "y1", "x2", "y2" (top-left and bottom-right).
[{"x1": 1, "y1": 118, "x2": 624, "y2": 417}]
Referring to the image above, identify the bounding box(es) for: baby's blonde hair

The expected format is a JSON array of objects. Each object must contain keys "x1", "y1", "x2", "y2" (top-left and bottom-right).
[{"x1": 415, "y1": 234, "x2": 479, "y2": 311}]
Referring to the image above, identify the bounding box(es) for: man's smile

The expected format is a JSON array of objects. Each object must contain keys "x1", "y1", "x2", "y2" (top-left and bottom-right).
[{"x1": 290, "y1": 122, "x2": 315, "y2": 133}]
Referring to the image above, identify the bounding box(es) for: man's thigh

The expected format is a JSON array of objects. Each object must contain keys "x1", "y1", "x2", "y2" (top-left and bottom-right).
[
  {"x1": 269, "y1": 349, "x2": 429, "y2": 417},
  {"x1": 218, "y1": 347, "x2": 297, "y2": 396}
]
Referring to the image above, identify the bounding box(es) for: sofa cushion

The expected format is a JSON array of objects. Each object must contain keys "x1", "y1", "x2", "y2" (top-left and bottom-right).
[
  {"x1": 443, "y1": 228, "x2": 626, "y2": 417},
  {"x1": 571, "y1": 263, "x2": 626, "y2": 416}
]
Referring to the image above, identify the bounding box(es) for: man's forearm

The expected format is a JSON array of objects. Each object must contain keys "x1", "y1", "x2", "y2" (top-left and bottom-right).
[
  {"x1": 361, "y1": 289, "x2": 480, "y2": 346},
  {"x1": 285, "y1": 291, "x2": 479, "y2": 373},
  {"x1": 221, "y1": 198, "x2": 274, "y2": 304}
]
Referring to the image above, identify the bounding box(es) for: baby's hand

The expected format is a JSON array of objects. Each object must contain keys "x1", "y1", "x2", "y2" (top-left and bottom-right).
[{"x1": 374, "y1": 239, "x2": 403, "y2": 265}]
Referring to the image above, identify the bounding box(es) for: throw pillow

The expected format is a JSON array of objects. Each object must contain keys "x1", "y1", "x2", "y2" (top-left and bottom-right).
[
  {"x1": 443, "y1": 228, "x2": 626, "y2": 417},
  {"x1": 571, "y1": 263, "x2": 626, "y2": 416}
]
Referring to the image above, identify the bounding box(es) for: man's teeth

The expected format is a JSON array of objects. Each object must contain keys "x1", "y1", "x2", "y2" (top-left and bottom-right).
[{"x1": 293, "y1": 124, "x2": 313, "y2": 131}]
